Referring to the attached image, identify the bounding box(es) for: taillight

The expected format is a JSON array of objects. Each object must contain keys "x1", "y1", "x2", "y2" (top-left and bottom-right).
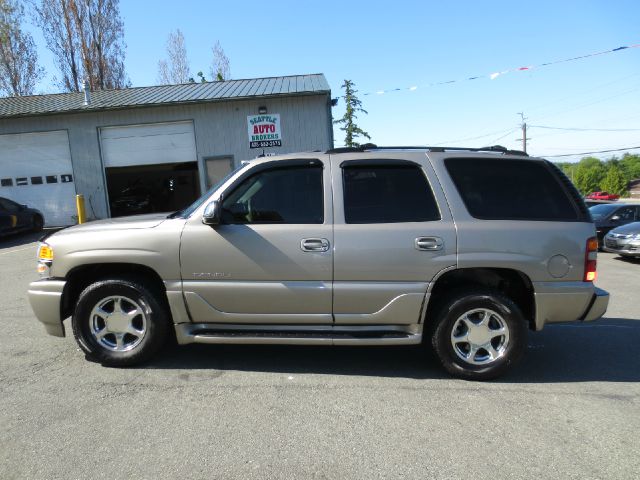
[{"x1": 584, "y1": 237, "x2": 598, "y2": 282}]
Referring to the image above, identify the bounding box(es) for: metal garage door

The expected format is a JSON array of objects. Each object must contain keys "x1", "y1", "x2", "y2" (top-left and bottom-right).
[
  {"x1": 100, "y1": 121, "x2": 197, "y2": 167},
  {"x1": 0, "y1": 131, "x2": 76, "y2": 227}
]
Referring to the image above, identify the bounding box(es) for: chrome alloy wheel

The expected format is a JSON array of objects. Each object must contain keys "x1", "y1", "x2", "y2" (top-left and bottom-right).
[
  {"x1": 450, "y1": 308, "x2": 510, "y2": 365},
  {"x1": 89, "y1": 295, "x2": 148, "y2": 352}
]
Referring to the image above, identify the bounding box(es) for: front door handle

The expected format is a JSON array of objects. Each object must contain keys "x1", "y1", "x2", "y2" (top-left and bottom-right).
[
  {"x1": 301, "y1": 238, "x2": 330, "y2": 252},
  {"x1": 415, "y1": 236, "x2": 443, "y2": 251}
]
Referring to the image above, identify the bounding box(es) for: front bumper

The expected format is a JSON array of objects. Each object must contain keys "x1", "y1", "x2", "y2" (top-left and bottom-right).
[
  {"x1": 603, "y1": 241, "x2": 640, "y2": 257},
  {"x1": 533, "y1": 282, "x2": 609, "y2": 330},
  {"x1": 27, "y1": 279, "x2": 66, "y2": 337}
]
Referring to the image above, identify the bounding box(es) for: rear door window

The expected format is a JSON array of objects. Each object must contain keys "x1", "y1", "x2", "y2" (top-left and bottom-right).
[
  {"x1": 445, "y1": 158, "x2": 581, "y2": 221},
  {"x1": 342, "y1": 163, "x2": 440, "y2": 223}
]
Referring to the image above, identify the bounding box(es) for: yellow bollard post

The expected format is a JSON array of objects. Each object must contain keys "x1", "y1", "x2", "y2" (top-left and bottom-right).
[{"x1": 76, "y1": 194, "x2": 86, "y2": 224}]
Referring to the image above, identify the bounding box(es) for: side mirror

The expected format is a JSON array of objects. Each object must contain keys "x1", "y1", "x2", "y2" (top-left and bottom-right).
[{"x1": 202, "y1": 201, "x2": 221, "y2": 226}]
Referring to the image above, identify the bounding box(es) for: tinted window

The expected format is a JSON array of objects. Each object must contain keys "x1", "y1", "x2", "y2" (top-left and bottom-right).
[
  {"x1": 616, "y1": 207, "x2": 636, "y2": 221},
  {"x1": 0, "y1": 198, "x2": 18, "y2": 212},
  {"x1": 589, "y1": 204, "x2": 619, "y2": 219},
  {"x1": 222, "y1": 165, "x2": 323, "y2": 224},
  {"x1": 446, "y1": 158, "x2": 579, "y2": 221},
  {"x1": 342, "y1": 164, "x2": 440, "y2": 223}
]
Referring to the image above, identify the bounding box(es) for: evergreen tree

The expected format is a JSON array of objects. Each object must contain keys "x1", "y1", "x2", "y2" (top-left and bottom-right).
[
  {"x1": 600, "y1": 164, "x2": 628, "y2": 196},
  {"x1": 333, "y1": 79, "x2": 371, "y2": 147}
]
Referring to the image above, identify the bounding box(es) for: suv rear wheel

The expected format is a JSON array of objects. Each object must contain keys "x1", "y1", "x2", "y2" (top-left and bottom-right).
[
  {"x1": 430, "y1": 289, "x2": 527, "y2": 380},
  {"x1": 72, "y1": 278, "x2": 169, "y2": 366}
]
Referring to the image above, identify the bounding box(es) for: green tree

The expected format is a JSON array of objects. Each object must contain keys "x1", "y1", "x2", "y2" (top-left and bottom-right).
[
  {"x1": 333, "y1": 79, "x2": 370, "y2": 147},
  {"x1": 620, "y1": 153, "x2": 640, "y2": 181},
  {"x1": 572, "y1": 157, "x2": 605, "y2": 194},
  {"x1": 600, "y1": 164, "x2": 628, "y2": 196}
]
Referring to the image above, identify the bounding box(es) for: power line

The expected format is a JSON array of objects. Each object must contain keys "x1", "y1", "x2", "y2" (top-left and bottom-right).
[
  {"x1": 431, "y1": 127, "x2": 517, "y2": 145},
  {"x1": 491, "y1": 128, "x2": 518, "y2": 144},
  {"x1": 529, "y1": 85, "x2": 640, "y2": 123},
  {"x1": 530, "y1": 125, "x2": 640, "y2": 132},
  {"x1": 542, "y1": 146, "x2": 640, "y2": 158}
]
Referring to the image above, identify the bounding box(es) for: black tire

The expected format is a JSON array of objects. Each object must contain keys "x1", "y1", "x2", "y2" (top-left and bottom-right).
[
  {"x1": 430, "y1": 289, "x2": 527, "y2": 381},
  {"x1": 32, "y1": 215, "x2": 44, "y2": 232},
  {"x1": 72, "y1": 277, "x2": 169, "y2": 367}
]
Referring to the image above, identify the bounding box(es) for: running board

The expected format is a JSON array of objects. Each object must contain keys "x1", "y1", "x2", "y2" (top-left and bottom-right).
[{"x1": 174, "y1": 323, "x2": 423, "y2": 346}]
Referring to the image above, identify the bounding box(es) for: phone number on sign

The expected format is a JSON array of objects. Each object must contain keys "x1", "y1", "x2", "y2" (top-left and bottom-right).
[{"x1": 250, "y1": 140, "x2": 282, "y2": 148}]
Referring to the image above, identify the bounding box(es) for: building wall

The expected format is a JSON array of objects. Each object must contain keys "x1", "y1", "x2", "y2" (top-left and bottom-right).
[{"x1": 0, "y1": 93, "x2": 332, "y2": 219}]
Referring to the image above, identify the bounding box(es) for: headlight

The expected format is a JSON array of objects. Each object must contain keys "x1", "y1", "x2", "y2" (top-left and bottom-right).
[{"x1": 36, "y1": 243, "x2": 53, "y2": 278}]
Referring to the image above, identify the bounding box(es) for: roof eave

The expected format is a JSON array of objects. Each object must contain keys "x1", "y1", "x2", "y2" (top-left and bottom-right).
[{"x1": 0, "y1": 89, "x2": 331, "y2": 120}]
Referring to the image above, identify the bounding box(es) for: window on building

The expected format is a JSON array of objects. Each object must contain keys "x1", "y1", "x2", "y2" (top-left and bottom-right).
[
  {"x1": 45, "y1": 175, "x2": 58, "y2": 184},
  {"x1": 31, "y1": 176, "x2": 43, "y2": 185},
  {"x1": 0, "y1": 178, "x2": 12, "y2": 187},
  {"x1": 342, "y1": 163, "x2": 440, "y2": 224}
]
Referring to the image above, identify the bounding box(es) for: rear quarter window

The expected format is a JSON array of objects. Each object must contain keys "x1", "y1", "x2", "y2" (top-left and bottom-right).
[{"x1": 445, "y1": 157, "x2": 583, "y2": 221}]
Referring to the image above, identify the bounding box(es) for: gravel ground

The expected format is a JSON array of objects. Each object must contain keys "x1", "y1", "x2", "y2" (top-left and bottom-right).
[{"x1": 1, "y1": 231, "x2": 638, "y2": 480}]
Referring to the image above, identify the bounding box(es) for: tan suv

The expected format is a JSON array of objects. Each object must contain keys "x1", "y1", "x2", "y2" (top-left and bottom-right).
[{"x1": 28, "y1": 145, "x2": 609, "y2": 380}]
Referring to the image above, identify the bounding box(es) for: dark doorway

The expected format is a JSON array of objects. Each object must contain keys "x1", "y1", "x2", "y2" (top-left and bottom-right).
[{"x1": 106, "y1": 162, "x2": 200, "y2": 217}]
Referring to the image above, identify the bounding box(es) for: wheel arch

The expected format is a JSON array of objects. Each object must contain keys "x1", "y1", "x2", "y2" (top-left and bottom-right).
[
  {"x1": 424, "y1": 267, "x2": 536, "y2": 330},
  {"x1": 61, "y1": 263, "x2": 168, "y2": 321}
]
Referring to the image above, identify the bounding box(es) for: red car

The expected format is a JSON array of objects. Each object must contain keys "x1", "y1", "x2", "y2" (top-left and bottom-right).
[{"x1": 586, "y1": 191, "x2": 620, "y2": 201}]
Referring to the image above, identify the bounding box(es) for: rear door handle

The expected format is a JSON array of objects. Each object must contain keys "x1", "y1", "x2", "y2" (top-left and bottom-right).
[
  {"x1": 301, "y1": 238, "x2": 330, "y2": 252},
  {"x1": 415, "y1": 236, "x2": 443, "y2": 251}
]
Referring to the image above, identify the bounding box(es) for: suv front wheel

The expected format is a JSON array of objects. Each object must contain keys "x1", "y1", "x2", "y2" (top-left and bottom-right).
[
  {"x1": 430, "y1": 289, "x2": 527, "y2": 380},
  {"x1": 72, "y1": 278, "x2": 169, "y2": 366}
]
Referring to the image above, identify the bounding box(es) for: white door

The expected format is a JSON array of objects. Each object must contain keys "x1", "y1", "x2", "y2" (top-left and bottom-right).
[
  {"x1": 100, "y1": 121, "x2": 197, "y2": 168},
  {"x1": 0, "y1": 130, "x2": 76, "y2": 226}
]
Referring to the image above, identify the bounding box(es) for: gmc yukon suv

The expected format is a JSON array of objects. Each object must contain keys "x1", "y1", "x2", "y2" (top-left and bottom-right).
[{"x1": 28, "y1": 145, "x2": 610, "y2": 380}]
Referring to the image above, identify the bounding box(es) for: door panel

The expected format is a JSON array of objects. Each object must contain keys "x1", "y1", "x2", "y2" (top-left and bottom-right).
[
  {"x1": 179, "y1": 159, "x2": 333, "y2": 324},
  {"x1": 331, "y1": 154, "x2": 457, "y2": 324}
]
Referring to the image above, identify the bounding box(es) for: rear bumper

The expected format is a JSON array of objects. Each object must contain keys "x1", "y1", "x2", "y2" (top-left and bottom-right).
[
  {"x1": 27, "y1": 279, "x2": 66, "y2": 337},
  {"x1": 581, "y1": 287, "x2": 609, "y2": 322},
  {"x1": 533, "y1": 282, "x2": 609, "y2": 330}
]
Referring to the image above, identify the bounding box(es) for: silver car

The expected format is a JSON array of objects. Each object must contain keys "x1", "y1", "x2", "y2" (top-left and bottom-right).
[{"x1": 603, "y1": 222, "x2": 640, "y2": 258}]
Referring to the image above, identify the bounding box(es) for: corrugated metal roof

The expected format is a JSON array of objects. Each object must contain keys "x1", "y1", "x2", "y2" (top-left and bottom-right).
[{"x1": 0, "y1": 74, "x2": 330, "y2": 118}]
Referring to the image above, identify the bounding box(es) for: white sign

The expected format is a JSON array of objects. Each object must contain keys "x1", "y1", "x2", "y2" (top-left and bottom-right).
[{"x1": 247, "y1": 114, "x2": 282, "y2": 149}]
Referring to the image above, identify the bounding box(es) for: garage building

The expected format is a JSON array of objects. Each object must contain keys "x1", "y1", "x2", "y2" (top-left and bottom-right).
[{"x1": 0, "y1": 74, "x2": 333, "y2": 226}]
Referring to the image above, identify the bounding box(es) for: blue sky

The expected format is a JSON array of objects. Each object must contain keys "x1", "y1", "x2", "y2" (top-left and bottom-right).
[{"x1": 25, "y1": 0, "x2": 640, "y2": 161}]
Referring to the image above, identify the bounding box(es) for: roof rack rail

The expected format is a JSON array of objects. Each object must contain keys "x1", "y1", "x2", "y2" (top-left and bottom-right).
[
  {"x1": 326, "y1": 144, "x2": 528, "y2": 156},
  {"x1": 325, "y1": 143, "x2": 379, "y2": 154}
]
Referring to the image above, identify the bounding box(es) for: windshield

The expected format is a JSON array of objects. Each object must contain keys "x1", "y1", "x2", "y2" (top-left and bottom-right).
[
  {"x1": 588, "y1": 204, "x2": 619, "y2": 219},
  {"x1": 169, "y1": 164, "x2": 247, "y2": 219}
]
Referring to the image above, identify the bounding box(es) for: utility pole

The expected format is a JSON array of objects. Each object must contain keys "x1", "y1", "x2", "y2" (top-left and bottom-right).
[{"x1": 517, "y1": 112, "x2": 531, "y2": 153}]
